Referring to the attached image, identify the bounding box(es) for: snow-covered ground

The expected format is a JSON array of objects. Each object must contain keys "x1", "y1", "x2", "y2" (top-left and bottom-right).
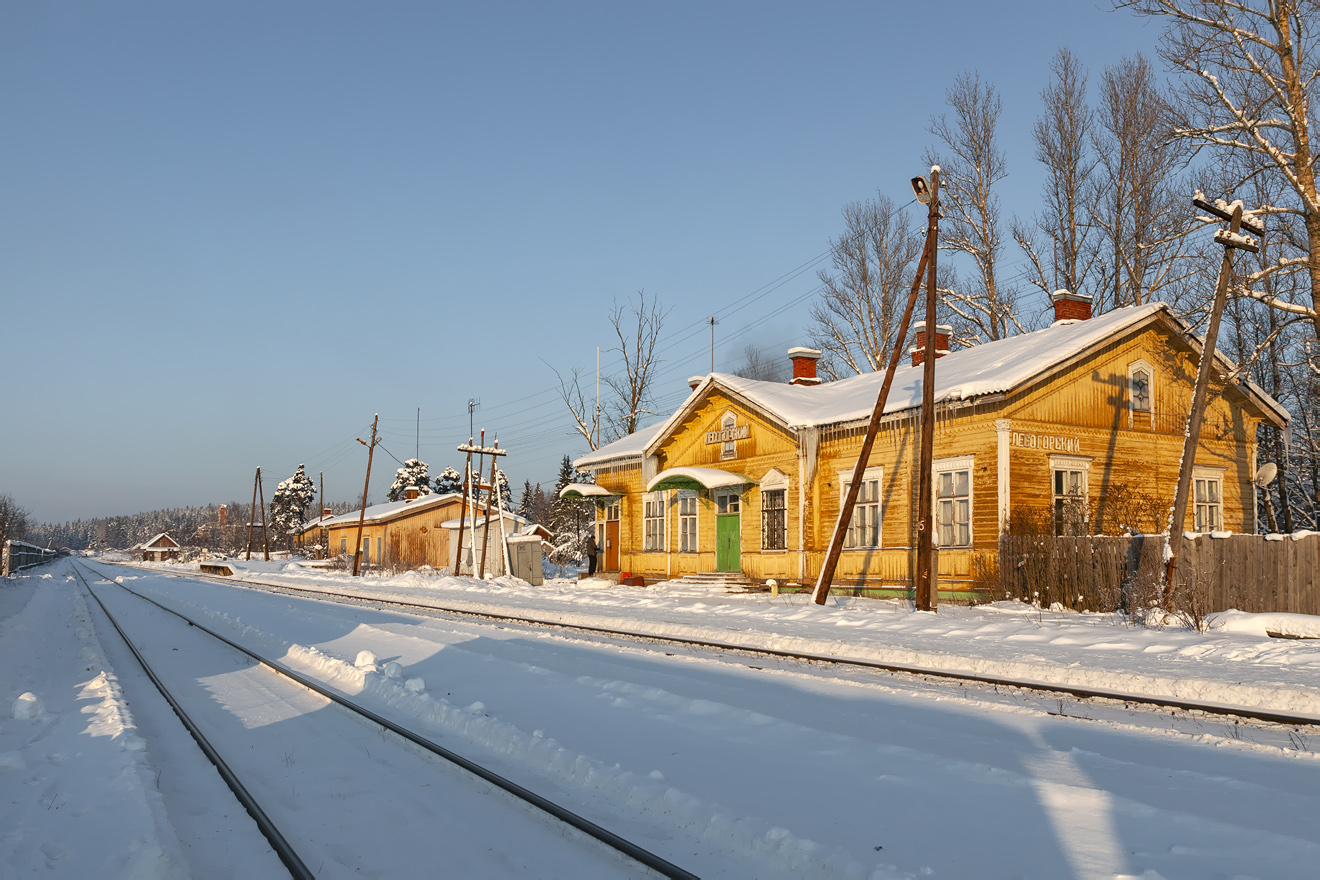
[{"x1": 4, "y1": 555, "x2": 1320, "y2": 879}]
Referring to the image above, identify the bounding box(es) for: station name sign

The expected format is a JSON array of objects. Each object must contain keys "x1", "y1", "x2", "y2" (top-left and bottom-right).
[
  {"x1": 706, "y1": 425, "x2": 750, "y2": 444},
  {"x1": 1010, "y1": 431, "x2": 1081, "y2": 453}
]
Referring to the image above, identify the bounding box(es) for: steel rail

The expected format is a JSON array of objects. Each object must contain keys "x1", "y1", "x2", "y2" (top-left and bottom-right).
[
  {"x1": 75, "y1": 562, "x2": 699, "y2": 880},
  {"x1": 108, "y1": 561, "x2": 1320, "y2": 730},
  {"x1": 71, "y1": 564, "x2": 315, "y2": 880}
]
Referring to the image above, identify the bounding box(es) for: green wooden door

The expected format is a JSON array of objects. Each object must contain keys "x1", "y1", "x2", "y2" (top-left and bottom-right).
[{"x1": 715, "y1": 490, "x2": 741, "y2": 572}]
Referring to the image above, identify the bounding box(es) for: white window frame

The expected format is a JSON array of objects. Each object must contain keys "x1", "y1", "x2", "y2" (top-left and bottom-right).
[
  {"x1": 1128, "y1": 359, "x2": 1154, "y2": 428},
  {"x1": 760, "y1": 469, "x2": 790, "y2": 552},
  {"x1": 836, "y1": 465, "x2": 883, "y2": 549},
  {"x1": 677, "y1": 489, "x2": 699, "y2": 553},
  {"x1": 933, "y1": 456, "x2": 973, "y2": 548},
  {"x1": 643, "y1": 490, "x2": 666, "y2": 552},
  {"x1": 1193, "y1": 466, "x2": 1225, "y2": 532},
  {"x1": 1049, "y1": 455, "x2": 1092, "y2": 536},
  {"x1": 721, "y1": 412, "x2": 738, "y2": 460}
]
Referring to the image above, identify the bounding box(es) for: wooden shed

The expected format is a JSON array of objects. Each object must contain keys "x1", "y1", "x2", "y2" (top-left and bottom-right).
[
  {"x1": 321, "y1": 490, "x2": 467, "y2": 572},
  {"x1": 572, "y1": 298, "x2": 1289, "y2": 599},
  {"x1": 141, "y1": 533, "x2": 181, "y2": 562}
]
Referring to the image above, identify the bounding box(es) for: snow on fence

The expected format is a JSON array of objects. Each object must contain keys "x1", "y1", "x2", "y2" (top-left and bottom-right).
[
  {"x1": 2, "y1": 540, "x2": 57, "y2": 577},
  {"x1": 997, "y1": 533, "x2": 1320, "y2": 617}
]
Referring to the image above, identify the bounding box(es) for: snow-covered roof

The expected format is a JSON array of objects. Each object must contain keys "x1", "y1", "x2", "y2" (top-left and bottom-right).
[
  {"x1": 558, "y1": 482, "x2": 616, "y2": 499},
  {"x1": 440, "y1": 510, "x2": 530, "y2": 530},
  {"x1": 576, "y1": 303, "x2": 1288, "y2": 470},
  {"x1": 574, "y1": 422, "x2": 667, "y2": 469},
  {"x1": 319, "y1": 492, "x2": 463, "y2": 529},
  {"x1": 647, "y1": 467, "x2": 756, "y2": 492},
  {"x1": 142, "y1": 533, "x2": 179, "y2": 549}
]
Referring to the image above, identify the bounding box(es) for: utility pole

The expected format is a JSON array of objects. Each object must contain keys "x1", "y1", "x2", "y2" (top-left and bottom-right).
[
  {"x1": 352, "y1": 414, "x2": 380, "y2": 577},
  {"x1": 246, "y1": 467, "x2": 260, "y2": 561},
  {"x1": 456, "y1": 434, "x2": 508, "y2": 578},
  {"x1": 257, "y1": 469, "x2": 269, "y2": 561},
  {"x1": 708, "y1": 316, "x2": 718, "y2": 373},
  {"x1": 913, "y1": 167, "x2": 942, "y2": 612},
  {"x1": 1165, "y1": 194, "x2": 1263, "y2": 592},
  {"x1": 812, "y1": 239, "x2": 933, "y2": 605}
]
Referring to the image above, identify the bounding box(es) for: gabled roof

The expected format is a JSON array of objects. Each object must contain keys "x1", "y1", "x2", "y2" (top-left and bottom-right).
[
  {"x1": 319, "y1": 492, "x2": 463, "y2": 529},
  {"x1": 575, "y1": 303, "x2": 1289, "y2": 470},
  {"x1": 143, "y1": 533, "x2": 179, "y2": 549}
]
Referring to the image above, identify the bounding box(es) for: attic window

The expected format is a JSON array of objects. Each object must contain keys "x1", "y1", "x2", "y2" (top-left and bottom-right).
[
  {"x1": 721, "y1": 413, "x2": 737, "y2": 460},
  {"x1": 1128, "y1": 360, "x2": 1153, "y2": 425}
]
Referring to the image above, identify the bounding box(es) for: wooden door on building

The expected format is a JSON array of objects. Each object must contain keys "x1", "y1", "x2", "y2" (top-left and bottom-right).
[
  {"x1": 603, "y1": 501, "x2": 621, "y2": 571},
  {"x1": 715, "y1": 490, "x2": 741, "y2": 572}
]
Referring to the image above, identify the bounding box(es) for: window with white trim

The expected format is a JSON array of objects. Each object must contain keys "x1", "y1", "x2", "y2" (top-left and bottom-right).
[
  {"x1": 721, "y1": 412, "x2": 737, "y2": 460},
  {"x1": 678, "y1": 490, "x2": 698, "y2": 553},
  {"x1": 643, "y1": 491, "x2": 666, "y2": 551},
  {"x1": 839, "y1": 466, "x2": 883, "y2": 548},
  {"x1": 1193, "y1": 467, "x2": 1224, "y2": 532},
  {"x1": 1128, "y1": 359, "x2": 1153, "y2": 426},
  {"x1": 934, "y1": 457, "x2": 972, "y2": 547},
  {"x1": 1050, "y1": 456, "x2": 1091, "y2": 536},
  {"x1": 761, "y1": 489, "x2": 787, "y2": 550}
]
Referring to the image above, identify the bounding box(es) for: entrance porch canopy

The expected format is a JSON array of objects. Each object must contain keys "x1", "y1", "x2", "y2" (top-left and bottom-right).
[
  {"x1": 646, "y1": 467, "x2": 756, "y2": 493},
  {"x1": 558, "y1": 483, "x2": 618, "y2": 499}
]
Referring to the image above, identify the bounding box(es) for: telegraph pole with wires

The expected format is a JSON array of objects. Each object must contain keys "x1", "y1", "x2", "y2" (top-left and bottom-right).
[
  {"x1": 812, "y1": 169, "x2": 940, "y2": 606},
  {"x1": 352, "y1": 415, "x2": 380, "y2": 577},
  {"x1": 913, "y1": 166, "x2": 941, "y2": 612},
  {"x1": 708, "y1": 316, "x2": 718, "y2": 373},
  {"x1": 1164, "y1": 193, "x2": 1264, "y2": 594}
]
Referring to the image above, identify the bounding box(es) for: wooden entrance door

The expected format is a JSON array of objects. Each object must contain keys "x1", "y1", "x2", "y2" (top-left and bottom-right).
[
  {"x1": 715, "y1": 490, "x2": 741, "y2": 572},
  {"x1": 603, "y1": 500, "x2": 621, "y2": 571}
]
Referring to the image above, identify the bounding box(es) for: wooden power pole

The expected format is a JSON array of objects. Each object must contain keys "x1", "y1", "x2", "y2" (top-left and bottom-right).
[
  {"x1": 257, "y1": 468, "x2": 270, "y2": 561},
  {"x1": 352, "y1": 415, "x2": 380, "y2": 577},
  {"x1": 813, "y1": 168, "x2": 941, "y2": 606},
  {"x1": 245, "y1": 467, "x2": 260, "y2": 561},
  {"x1": 1165, "y1": 194, "x2": 1263, "y2": 592},
  {"x1": 913, "y1": 167, "x2": 942, "y2": 612}
]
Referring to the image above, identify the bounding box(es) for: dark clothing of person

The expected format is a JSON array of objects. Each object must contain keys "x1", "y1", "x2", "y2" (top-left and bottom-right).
[{"x1": 585, "y1": 533, "x2": 598, "y2": 576}]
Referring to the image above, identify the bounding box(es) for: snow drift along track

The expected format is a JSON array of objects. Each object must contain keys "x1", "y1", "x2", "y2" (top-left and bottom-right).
[
  {"x1": 128, "y1": 562, "x2": 1320, "y2": 729},
  {"x1": 73, "y1": 562, "x2": 699, "y2": 880}
]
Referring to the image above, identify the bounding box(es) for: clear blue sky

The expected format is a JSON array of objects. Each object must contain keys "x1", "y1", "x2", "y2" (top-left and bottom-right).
[{"x1": 1, "y1": 2, "x2": 1166, "y2": 524}]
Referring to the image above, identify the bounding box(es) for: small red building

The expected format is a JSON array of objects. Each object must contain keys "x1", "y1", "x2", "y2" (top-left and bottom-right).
[{"x1": 141, "y1": 533, "x2": 181, "y2": 562}]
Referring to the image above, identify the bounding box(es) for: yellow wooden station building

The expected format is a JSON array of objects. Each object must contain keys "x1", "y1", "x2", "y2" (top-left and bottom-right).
[{"x1": 567, "y1": 293, "x2": 1289, "y2": 599}]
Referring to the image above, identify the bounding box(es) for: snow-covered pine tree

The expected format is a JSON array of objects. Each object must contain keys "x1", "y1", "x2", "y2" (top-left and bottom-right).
[
  {"x1": 433, "y1": 466, "x2": 463, "y2": 496},
  {"x1": 549, "y1": 454, "x2": 595, "y2": 566},
  {"x1": 494, "y1": 467, "x2": 513, "y2": 509},
  {"x1": 269, "y1": 464, "x2": 318, "y2": 548},
  {"x1": 518, "y1": 480, "x2": 533, "y2": 519},
  {"x1": 387, "y1": 459, "x2": 432, "y2": 502}
]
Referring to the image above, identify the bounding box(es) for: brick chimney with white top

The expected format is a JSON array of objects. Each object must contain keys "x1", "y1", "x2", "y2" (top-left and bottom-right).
[
  {"x1": 405, "y1": 486, "x2": 420, "y2": 502},
  {"x1": 910, "y1": 321, "x2": 951, "y2": 367},
  {"x1": 1051, "y1": 289, "x2": 1093, "y2": 323},
  {"x1": 787, "y1": 347, "x2": 822, "y2": 386}
]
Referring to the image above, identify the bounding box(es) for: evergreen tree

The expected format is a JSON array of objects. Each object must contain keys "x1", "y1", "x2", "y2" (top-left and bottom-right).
[
  {"x1": 518, "y1": 480, "x2": 534, "y2": 519},
  {"x1": 269, "y1": 464, "x2": 318, "y2": 545},
  {"x1": 433, "y1": 466, "x2": 463, "y2": 495},
  {"x1": 549, "y1": 454, "x2": 595, "y2": 565},
  {"x1": 494, "y1": 467, "x2": 513, "y2": 509},
  {"x1": 387, "y1": 458, "x2": 432, "y2": 502}
]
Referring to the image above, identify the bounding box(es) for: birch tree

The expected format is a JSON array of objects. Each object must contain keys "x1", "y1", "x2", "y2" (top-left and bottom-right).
[
  {"x1": 925, "y1": 71, "x2": 1024, "y2": 342},
  {"x1": 604, "y1": 289, "x2": 669, "y2": 439},
  {"x1": 1015, "y1": 49, "x2": 1100, "y2": 300},
  {"x1": 1120, "y1": 1, "x2": 1320, "y2": 337},
  {"x1": 1089, "y1": 54, "x2": 1197, "y2": 311},
  {"x1": 809, "y1": 193, "x2": 924, "y2": 378}
]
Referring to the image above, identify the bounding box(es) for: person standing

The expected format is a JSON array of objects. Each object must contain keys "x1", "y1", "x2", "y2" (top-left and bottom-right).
[{"x1": 584, "y1": 530, "x2": 598, "y2": 577}]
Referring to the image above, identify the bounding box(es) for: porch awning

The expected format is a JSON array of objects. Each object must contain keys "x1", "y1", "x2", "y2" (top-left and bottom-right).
[
  {"x1": 646, "y1": 467, "x2": 756, "y2": 493},
  {"x1": 558, "y1": 483, "x2": 617, "y2": 499}
]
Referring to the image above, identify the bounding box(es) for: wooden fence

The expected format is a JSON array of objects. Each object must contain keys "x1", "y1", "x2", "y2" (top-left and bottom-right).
[{"x1": 997, "y1": 533, "x2": 1320, "y2": 617}]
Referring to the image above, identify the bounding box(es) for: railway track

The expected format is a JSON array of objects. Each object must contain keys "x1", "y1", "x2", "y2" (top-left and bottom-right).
[
  {"x1": 72, "y1": 561, "x2": 698, "y2": 880},
  {"x1": 92, "y1": 559, "x2": 1320, "y2": 731}
]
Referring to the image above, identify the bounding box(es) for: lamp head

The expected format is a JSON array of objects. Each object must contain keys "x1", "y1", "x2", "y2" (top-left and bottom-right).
[{"x1": 911, "y1": 176, "x2": 931, "y2": 204}]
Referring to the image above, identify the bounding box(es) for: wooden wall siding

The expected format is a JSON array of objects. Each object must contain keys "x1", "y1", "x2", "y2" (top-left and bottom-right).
[
  {"x1": 325, "y1": 500, "x2": 464, "y2": 572},
  {"x1": 999, "y1": 533, "x2": 1320, "y2": 616}
]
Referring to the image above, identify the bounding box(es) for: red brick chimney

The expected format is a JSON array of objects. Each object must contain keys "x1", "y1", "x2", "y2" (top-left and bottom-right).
[
  {"x1": 405, "y1": 486, "x2": 420, "y2": 502},
  {"x1": 688, "y1": 375, "x2": 704, "y2": 390},
  {"x1": 787, "y1": 347, "x2": 822, "y2": 386},
  {"x1": 322, "y1": 508, "x2": 332, "y2": 518},
  {"x1": 1051, "y1": 289, "x2": 1093, "y2": 322},
  {"x1": 218, "y1": 504, "x2": 227, "y2": 528},
  {"x1": 910, "y1": 322, "x2": 951, "y2": 367}
]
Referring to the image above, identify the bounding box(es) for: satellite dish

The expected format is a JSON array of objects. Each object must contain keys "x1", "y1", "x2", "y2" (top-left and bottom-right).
[{"x1": 1254, "y1": 462, "x2": 1278, "y2": 487}]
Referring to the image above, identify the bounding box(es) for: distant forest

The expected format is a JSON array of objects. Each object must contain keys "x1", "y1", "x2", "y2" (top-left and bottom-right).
[{"x1": 27, "y1": 501, "x2": 357, "y2": 552}]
